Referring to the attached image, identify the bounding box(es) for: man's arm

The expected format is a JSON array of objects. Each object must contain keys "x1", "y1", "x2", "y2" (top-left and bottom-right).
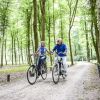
[
  {"x1": 52, "y1": 45, "x2": 57, "y2": 52},
  {"x1": 49, "y1": 45, "x2": 57, "y2": 54},
  {"x1": 63, "y1": 45, "x2": 67, "y2": 55}
]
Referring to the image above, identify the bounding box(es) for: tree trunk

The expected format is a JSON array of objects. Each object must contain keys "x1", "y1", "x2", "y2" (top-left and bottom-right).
[
  {"x1": 26, "y1": 9, "x2": 31, "y2": 65},
  {"x1": 86, "y1": 33, "x2": 90, "y2": 62},
  {"x1": 68, "y1": 28, "x2": 74, "y2": 65},
  {"x1": 11, "y1": 32, "x2": 14, "y2": 65},
  {"x1": 0, "y1": 25, "x2": 5, "y2": 67},
  {"x1": 33, "y1": 0, "x2": 38, "y2": 51},
  {"x1": 53, "y1": 0, "x2": 56, "y2": 44},
  {"x1": 67, "y1": 0, "x2": 79, "y2": 65},
  {"x1": 47, "y1": 0, "x2": 52, "y2": 65},
  {"x1": 0, "y1": 40, "x2": 4, "y2": 67},
  {"x1": 21, "y1": 39, "x2": 24, "y2": 64},
  {"x1": 0, "y1": 1, "x2": 9, "y2": 67},
  {"x1": 85, "y1": 21, "x2": 90, "y2": 62},
  {"x1": 14, "y1": 35, "x2": 17, "y2": 64},
  {"x1": 5, "y1": 39, "x2": 7, "y2": 65},
  {"x1": 59, "y1": 1, "x2": 63, "y2": 39},
  {"x1": 90, "y1": 0, "x2": 100, "y2": 63},
  {"x1": 16, "y1": 36, "x2": 20, "y2": 65},
  {"x1": 38, "y1": 4, "x2": 42, "y2": 40},
  {"x1": 40, "y1": 0, "x2": 46, "y2": 41},
  {"x1": 97, "y1": 0, "x2": 100, "y2": 63}
]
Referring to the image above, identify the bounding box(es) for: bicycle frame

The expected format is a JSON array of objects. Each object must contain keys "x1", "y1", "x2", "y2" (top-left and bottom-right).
[
  {"x1": 54, "y1": 52, "x2": 63, "y2": 65},
  {"x1": 31, "y1": 54, "x2": 46, "y2": 66}
]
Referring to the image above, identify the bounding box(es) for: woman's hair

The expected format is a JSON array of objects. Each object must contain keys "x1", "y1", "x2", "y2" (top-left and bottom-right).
[{"x1": 40, "y1": 41, "x2": 45, "y2": 47}]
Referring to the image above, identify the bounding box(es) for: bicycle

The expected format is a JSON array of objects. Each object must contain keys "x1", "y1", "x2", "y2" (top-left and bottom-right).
[
  {"x1": 27, "y1": 54, "x2": 47, "y2": 85},
  {"x1": 52, "y1": 52, "x2": 67, "y2": 84}
]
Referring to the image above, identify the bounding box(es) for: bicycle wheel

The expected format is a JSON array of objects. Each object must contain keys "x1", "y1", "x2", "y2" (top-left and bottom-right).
[
  {"x1": 52, "y1": 64, "x2": 60, "y2": 84},
  {"x1": 27, "y1": 65, "x2": 37, "y2": 85},
  {"x1": 40, "y1": 63, "x2": 47, "y2": 80}
]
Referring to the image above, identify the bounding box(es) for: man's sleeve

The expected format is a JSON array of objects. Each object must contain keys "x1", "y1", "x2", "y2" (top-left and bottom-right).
[
  {"x1": 53, "y1": 46, "x2": 56, "y2": 52},
  {"x1": 64, "y1": 45, "x2": 67, "y2": 52}
]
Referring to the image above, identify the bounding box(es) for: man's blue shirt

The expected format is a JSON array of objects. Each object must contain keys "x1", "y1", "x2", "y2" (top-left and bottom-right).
[{"x1": 53, "y1": 44, "x2": 67, "y2": 57}]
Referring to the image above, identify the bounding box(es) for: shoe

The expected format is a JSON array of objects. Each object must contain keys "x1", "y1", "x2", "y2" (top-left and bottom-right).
[
  {"x1": 37, "y1": 72, "x2": 40, "y2": 78},
  {"x1": 62, "y1": 70, "x2": 67, "y2": 76},
  {"x1": 38, "y1": 72, "x2": 41, "y2": 76},
  {"x1": 29, "y1": 71, "x2": 34, "y2": 77},
  {"x1": 42, "y1": 70, "x2": 46, "y2": 74},
  {"x1": 64, "y1": 73, "x2": 67, "y2": 77},
  {"x1": 37, "y1": 75, "x2": 39, "y2": 78}
]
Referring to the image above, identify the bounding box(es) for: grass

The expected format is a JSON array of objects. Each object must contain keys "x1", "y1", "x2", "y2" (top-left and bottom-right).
[
  {"x1": 0, "y1": 65, "x2": 28, "y2": 74},
  {"x1": 0, "y1": 63, "x2": 52, "y2": 74}
]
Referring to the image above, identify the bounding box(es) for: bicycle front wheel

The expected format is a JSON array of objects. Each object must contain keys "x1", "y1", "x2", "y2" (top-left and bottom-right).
[
  {"x1": 52, "y1": 64, "x2": 60, "y2": 84},
  {"x1": 27, "y1": 65, "x2": 37, "y2": 85}
]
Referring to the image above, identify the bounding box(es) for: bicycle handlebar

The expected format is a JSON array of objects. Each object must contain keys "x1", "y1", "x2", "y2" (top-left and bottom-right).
[{"x1": 50, "y1": 51, "x2": 66, "y2": 55}]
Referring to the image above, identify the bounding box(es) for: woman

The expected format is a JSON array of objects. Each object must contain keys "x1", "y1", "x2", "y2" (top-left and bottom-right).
[{"x1": 35, "y1": 41, "x2": 49, "y2": 75}]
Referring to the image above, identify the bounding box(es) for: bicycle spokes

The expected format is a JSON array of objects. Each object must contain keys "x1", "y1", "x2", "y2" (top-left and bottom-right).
[
  {"x1": 40, "y1": 64, "x2": 47, "y2": 80},
  {"x1": 52, "y1": 64, "x2": 60, "y2": 84}
]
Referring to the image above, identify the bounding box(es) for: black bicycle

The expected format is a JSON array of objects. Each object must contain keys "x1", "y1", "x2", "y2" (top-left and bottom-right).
[
  {"x1": 27, "y1": 55, "x2": 47, "y2": 85},
  {"x1": 52, "y1": 52, "x2": 67, "y2": 84}
]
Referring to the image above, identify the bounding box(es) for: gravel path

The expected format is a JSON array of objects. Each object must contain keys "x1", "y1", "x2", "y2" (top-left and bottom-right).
[{"x1": 0, "y1": 62, "x2": 100, "y2": 100}]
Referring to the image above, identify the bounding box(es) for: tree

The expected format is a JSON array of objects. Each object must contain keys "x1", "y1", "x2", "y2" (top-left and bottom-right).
[
  {"x1": 67, "y1": 0, "x2": 79, "y2": 65},
  {"x1": 53, "y1": 0, "x2": 56, "y2": 44},
  {"x1": 33, "y1": 0, "x2": 38, "y2": 51},
  {"x1": 0, "y1": 1, "x2": 10, "y2": 67},
  {"x1": 97, "y1": 0, "x2": 100, "y2": 64},
  {"x1": 40, "y1": 0, "x2": 46, "y2": 41},
  {"x1": 89, "y1": 0, "x2": 100, "y2": 63}
]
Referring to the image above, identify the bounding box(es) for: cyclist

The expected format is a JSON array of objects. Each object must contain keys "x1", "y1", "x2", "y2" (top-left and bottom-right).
[
  {"x1": 51, "y1": 38, "x2": 68, "y2": 76},
  {"x1": 35, "y1": 41, "x2": 49, "y2": 76}
]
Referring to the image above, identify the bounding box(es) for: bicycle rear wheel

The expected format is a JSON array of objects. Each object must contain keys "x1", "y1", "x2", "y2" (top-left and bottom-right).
[
  {"x1": 52, "y1": 64, "x2": 60, "y2": 84},
  {"x1": 27, "y1": 65, "x2": 37, "y2": 85},
  {"x1": 40, "y1": 63, "x2": 47, "y2": 80}
]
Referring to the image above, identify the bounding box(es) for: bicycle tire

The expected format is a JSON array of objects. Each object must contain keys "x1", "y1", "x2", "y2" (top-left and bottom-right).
[
  {"x1": 27, "y1": 65, "x2": 37, "y2": 85},
  {"x1": 40, "y1": 63, "x2": 47, "y2": 80},
  {"x1": 52, "y1": 64, "x2": 60, "y2": 84}
]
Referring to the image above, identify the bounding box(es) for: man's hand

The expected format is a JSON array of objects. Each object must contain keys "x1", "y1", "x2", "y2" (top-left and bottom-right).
[
  {"x1": 63, "y1": 52, "x2": 67, "y2": 55},
  {"x1": 50, "y1": 51, "x2": 54, "y2": 55},
  {"x1": 58, "y1": 52, "x2": 67, "y2": 55}
]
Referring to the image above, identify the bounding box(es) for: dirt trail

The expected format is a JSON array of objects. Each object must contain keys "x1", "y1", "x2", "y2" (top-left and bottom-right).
[{"x1": 0, "y1": 62, "x2": 100, "y2": 100}]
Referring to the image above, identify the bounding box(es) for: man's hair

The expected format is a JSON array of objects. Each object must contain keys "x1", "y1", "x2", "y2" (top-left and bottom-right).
[{"x1": 56, "y1": 38, "x2": 63, "y2": 43}]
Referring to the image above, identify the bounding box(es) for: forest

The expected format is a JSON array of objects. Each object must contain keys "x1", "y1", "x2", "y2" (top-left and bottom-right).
[
  {"x1": 0, "y1": 0, "x2": 100, "y2": 100},
  {"x1": 0, "y1": 0, "x2": 100, "y2": 66}
]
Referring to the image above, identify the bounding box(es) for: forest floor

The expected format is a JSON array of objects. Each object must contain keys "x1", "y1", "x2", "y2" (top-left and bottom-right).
[{"x1": 0, "y1": 62, "x2": 100, "y2": 100}]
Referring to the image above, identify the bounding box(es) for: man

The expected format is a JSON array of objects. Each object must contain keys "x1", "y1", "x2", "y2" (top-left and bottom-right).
[{"x1": 52, "y1": 38, "x2": 68, "y2": 76}]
